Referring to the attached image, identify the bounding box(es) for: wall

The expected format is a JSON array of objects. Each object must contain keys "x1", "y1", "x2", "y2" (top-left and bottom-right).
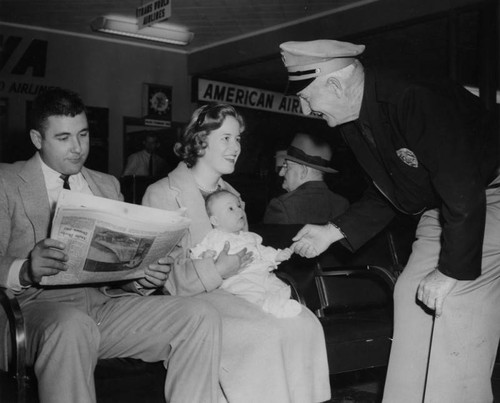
[{"x1": 0, "y1": 24, "x2": 192, "y2": 177}]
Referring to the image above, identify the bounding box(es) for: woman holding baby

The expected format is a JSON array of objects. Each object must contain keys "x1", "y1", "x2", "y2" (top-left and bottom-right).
[{"x1": 142, "y1": 103, "x2": 330, "y2": 403}]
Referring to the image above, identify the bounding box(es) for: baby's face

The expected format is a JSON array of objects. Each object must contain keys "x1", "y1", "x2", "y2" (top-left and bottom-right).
[{"x1": 210, "y1": 193, "x2": 247, "y2": 233}]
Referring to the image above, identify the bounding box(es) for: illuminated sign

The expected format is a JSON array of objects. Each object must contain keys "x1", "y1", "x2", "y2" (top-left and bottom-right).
[{"x1": 136, "y1": 0, "x2": 171, "y2": 29}]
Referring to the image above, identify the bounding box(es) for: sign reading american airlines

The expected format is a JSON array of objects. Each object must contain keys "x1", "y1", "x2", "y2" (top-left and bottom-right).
[{"x1": 197, "y1": 78, "x2": 318, "y2": 118}]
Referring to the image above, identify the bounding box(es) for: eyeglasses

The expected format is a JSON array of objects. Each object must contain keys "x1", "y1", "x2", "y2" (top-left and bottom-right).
[
  {"x1": 280, "y1": 161, "x2": 296, "y2": 171},
  {"x1": 280, "y1": 161, "x2": 302, "y2": 172}
]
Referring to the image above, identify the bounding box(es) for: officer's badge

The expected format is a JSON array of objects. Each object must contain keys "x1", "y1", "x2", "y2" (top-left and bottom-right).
[{"x1": 396, "y1": 148, "x2": 418, "y2": 168}]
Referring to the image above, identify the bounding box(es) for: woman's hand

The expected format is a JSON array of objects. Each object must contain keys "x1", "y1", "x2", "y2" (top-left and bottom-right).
[
  {"x1": 215, "y1": 241, "x2": 253, "y2": 279},
  {"x1": 137, "y1": 256, "x2": 174, "y2": 289}
]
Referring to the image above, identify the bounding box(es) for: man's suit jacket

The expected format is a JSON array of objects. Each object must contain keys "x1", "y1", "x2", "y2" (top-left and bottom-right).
[
  {"x1": 262, "y1": 181, "x2": 349, "y2": 225},
  {"x1": 0, "y1": 154, "x2": 122, "y2": 303}
]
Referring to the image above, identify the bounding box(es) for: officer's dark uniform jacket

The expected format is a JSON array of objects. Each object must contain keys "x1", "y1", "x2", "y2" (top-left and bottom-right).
[{"x1": 332, "y1": 68, "x2": 497, "y2": 280}]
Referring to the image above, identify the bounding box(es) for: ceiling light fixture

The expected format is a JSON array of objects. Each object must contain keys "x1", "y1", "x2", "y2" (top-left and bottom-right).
[{"x1": 90, "y1": 15, "x2": 194, "y2": 46}]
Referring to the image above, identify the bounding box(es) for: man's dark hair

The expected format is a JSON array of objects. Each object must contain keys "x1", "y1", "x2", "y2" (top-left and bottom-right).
[{"x1": 30, "y1": 87, "x2": 86, "y2": 135}]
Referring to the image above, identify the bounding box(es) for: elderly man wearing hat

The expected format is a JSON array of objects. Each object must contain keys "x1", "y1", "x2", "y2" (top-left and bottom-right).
[
  {"x1": 280, "y1": 39, "x2": 500, "y2": 403},
  {"x1": 263, "y1": 132, "x2": 349, "y2": 224}
]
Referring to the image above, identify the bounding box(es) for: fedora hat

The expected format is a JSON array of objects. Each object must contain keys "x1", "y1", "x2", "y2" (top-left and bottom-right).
[
  {"x1": 285, "y1": 133, "x2": 337, "y2": 173},
  {"x1": 280, "y1": 39, "x2": 365, "y2": 95}
]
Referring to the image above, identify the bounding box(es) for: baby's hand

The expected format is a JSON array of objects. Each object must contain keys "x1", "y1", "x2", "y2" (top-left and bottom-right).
[
  {"x1": 276, "y1": 248, "x2": 293, "y2": 262},
  {"x1": 201, "y1": 250, "x2": 217, "y2": 259}
]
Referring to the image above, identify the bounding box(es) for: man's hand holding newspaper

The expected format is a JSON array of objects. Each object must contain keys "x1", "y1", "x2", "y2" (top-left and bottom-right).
[{"x1": 40, "y1": 190, "x2": 190, "y2": 286}]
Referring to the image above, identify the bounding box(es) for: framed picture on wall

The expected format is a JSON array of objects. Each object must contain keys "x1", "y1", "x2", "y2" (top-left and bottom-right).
[{"x1": 142, "y1": 83, "x2": 172, "y2": 124}]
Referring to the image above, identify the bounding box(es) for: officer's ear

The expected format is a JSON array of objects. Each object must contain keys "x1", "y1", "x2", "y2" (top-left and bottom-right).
[
  {"x1": 326, "y1": 76, "x2": 343, "y2": 98},
  {"x1": 300, "y1": 164, "x2": 309, "y2": 179},
  {"x1": 30, "y1": 129, "x2": 43, "y2": 150}
]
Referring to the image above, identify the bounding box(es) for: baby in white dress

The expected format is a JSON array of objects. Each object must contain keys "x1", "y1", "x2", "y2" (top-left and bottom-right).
[{"x1": 190, "y1": 190, "x2": 302, "y2": 318}]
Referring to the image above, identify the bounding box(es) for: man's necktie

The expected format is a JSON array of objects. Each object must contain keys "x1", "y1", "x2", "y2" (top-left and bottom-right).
[
  {"x1": 148, "y1": 154, "x2": 154, "y2": 177},
  {"x1": 60, "y1": 174, "x2": 71, "y2": 190}
]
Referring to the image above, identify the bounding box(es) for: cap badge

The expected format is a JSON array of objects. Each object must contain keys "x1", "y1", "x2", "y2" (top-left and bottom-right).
[{"x1": 396, "y1": 148, "x2": 418, "y2": 168}]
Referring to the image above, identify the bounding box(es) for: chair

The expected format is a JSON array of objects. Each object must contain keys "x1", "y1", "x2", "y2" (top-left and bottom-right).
[
  {"x1": 314, "y1": 263, "x2": 396, "y2": 374},
  {"x1": 0, "y1": 287, "x2": 29, "y2": 403},
  {"x1": 274, "y1": 253, "x2": 396, "y2": 375},
  {"x1": 274, "y1": 271, "x2": 306, "y2": 306},
  {"x1": 252, "y1": 222, "x2": 402, "y2": 375},
  {"x1": 0, "y1": 287, "x2": 166, "y2": 403}
]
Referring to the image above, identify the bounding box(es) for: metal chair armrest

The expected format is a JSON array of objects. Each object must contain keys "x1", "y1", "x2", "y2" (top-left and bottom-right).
[
  {"x1": 0, "y1": 287, "x2": 28, "y2": 403},
  {"x1": 316, "y1": 264, "x2": 397, "y2": 290},
  {"x1": 314, "y1": 264, "x2": 396, "y2": 317}
]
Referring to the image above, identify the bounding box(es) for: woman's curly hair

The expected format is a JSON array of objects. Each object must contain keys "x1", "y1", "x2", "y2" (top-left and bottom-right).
[{"x1": 174, "y1": 103, "x2": 245, "y2": 168}]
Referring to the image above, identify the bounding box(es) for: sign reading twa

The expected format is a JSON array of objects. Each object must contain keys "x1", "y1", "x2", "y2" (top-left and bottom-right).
[
  {"x1": 136, "y1": 0, "x2": 171, "y2": 28},
  {"x1": 197, "y1": 78, "x2": 316, "y2": 118}
]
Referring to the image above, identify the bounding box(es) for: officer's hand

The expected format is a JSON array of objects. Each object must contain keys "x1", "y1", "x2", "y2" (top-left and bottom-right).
[
  {"x1": 417, "y1": 269, "x2": 457, "y2": 317},
  {"x1": 291, "y1": 224, "x2": 344, "y2": 258}
]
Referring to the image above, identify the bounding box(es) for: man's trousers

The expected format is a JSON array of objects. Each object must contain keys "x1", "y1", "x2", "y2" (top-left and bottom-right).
[
  {"x1": 383, "y1": 186, "x2": 500, "y2": 403},
  {"x1": 6, "y1": 289, "x2": 222, "y2": 403}
]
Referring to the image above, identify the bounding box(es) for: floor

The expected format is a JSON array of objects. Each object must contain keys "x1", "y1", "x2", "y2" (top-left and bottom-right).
[
  {"x1": 328, "y1": 365, "x2": 500, "y2": 403},
  {"x1": 327, "y1": 368, "x2": 385, "y2": 403},
  {"x1": 2, "y1": 367, "x2": 500, "y2": 402}
]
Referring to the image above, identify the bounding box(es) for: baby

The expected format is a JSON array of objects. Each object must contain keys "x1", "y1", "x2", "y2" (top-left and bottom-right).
[{"x1": 190, "y1": 189, "x2": 302, "y2": 318}]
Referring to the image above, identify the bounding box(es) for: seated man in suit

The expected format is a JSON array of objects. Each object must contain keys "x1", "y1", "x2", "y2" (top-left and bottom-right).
[
  {"x1": 0, "y1": 88, "x2": 225, "y2": 403},
  {"x1": 263, "y1": 132, "x2": 349, "y2": 224}
]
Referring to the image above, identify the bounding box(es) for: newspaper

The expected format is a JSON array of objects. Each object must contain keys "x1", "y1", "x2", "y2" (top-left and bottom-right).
[{"x1": 40, "y1": 190, "x2": 190, "y2": 286}]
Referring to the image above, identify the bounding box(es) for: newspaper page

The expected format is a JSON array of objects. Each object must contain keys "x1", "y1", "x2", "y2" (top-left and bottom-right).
[{"x1": 40, "y1": 190, "x2": 190, "y2": 286}]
